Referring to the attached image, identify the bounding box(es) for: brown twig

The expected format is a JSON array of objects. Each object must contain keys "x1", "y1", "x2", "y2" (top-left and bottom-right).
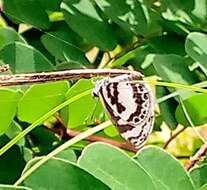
[
  {"x1": 67, "y1": 129, "x2": 138, "y2": 153},
  {"x1": 185, "y1": 143, "x2": 207, "y2": 171},
  {"x1": 163, "y1": 126, "x2": 186, "y2": 149},
  {"x1": 54, "y1": 115, "x2": 138, "y2": 153},
  {"x1": 0, "y1": 68, "x2": 143, "y2": 86}
]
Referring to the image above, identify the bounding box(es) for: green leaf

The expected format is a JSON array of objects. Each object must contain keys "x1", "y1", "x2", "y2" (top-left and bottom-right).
[
  {"x1": 0, "y1": 185, "x2": 32, "y2": 190},
  {"x1": 161, "y1": 0, "x2": 207, "y2": 32},
  {"x1": 23, "y1": 158, "x2": 110, "y2": 190},
  {"x1": 103, "y1": 125, "x2": 119, "y2": 137},
  {"x1": 0, "y1": 42, "x2": 54, "y2": 73},
  {"x1": 5, "y1": 121, "x2": 32, "y2": 162},
  {"x1": 23, "y1": 149, "x2": 76, "y2": 173},
  {"x1": 134, "y1": 146, "x2": 195, "y2": 190},
  {"x1": 0, "y1": 135, "x2": 26, "y2": 184},
  {"x1": 3, "y1": 0, "x2": 50, "y2": 29},
  {"x1": 175, "y1": 94, "x2": 207, "y2": 126},
  {"x1": 161, "y1": 0, "x2": 207, "y2": 31},
  {"x1": 55, "y1": 148, "x2": 77, "y2": 162},
  {"x1": 156, "y1": 87, "x2": 178, "y2": 129},
  {"x1": 22, "y1": 147, "x2": 33, "y2": 163},
  {"x1": 29, "y1": 126, "x2": 60, "y2": 155},
  {"x1": 153, "y1": 54, "x2": 197, "y2": 84},
  {"x1": 110, "y1": 45, "x2": 148, "y2": 67},
  {"x1": 149, "y1": 34, "x2": 186, "y2": 56},
  {"x1": 185, "y1": 32, "x2": 207, "y2": 76},
  {"x1": 152, "y1": 54, "x2": 198, "y2": 99},
  {"x1": 191, "y1": 0, "x2": 207, "y2": 31},
  {"x1": 61, "y1": 0, "x2": 117, "y2": 50},
  {"x1": 37, "y1": 0, "x2": 62, "y2": 11},
  {"x1": 95, "y1": 0, "x2": 161, "y2": 37},
  {"x1": 161, "y1": 20, "x2": 190, "y2": 36},
  {"x1": 0, "y1": 88, "x2": 22, "y2": 135},
  {"x1": 161, "y1": 0, "x2": 194, "y2": 24},
  {"x1": 6, "y1": 121, "x2": 25, "y2": 147},
  {"x1": 200, "y1": 184, "x2": 207, "y2": 190},
  {"x1": 78, "y1": 142, "x2": 157, "y2": 190},
  {"x1": 41, "y1": 22, "x2": 90, "y2": 67},
  {"x1": 21, "y1": 28, "x2": 55, "y2": 64},
  {"x1": 0, "y1": 27, "x2": 26, "y2": 50},
  {"x1": 190, "y1": 163, "x2": 207, "y2": 189},
  {"x1": 63, "y1": 79, "x2": 102, "y2": 128},
  {"x1": 18, "y1": 81, "x2": 69, "y2": 123}
]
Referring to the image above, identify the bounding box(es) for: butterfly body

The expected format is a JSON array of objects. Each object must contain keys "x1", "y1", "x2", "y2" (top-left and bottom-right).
[{"x1": 93, "y1": 74, "x2": 154, "y2": 148}]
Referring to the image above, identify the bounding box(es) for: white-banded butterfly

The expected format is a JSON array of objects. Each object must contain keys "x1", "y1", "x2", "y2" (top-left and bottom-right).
[{"x1": 93, "y1": 74, "x2": 154, "y2": 148}]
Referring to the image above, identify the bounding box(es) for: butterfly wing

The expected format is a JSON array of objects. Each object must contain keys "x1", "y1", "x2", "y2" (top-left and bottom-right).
[{"x1": 98, "y1": 79, "x2": 154, "y2": 148}]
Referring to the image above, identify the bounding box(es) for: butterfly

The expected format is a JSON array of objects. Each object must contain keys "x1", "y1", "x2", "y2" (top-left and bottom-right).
[{"x1": 93, "y1": 74, "x2": 154, "y2": 149}]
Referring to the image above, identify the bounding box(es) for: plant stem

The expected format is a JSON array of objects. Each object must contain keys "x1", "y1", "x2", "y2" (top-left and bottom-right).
[
  {"x1": 0, "y1": 69, "x2": 143, "y2": 86},
  {"x1": 145, "y1": 80, "x2": 207, "y2": 94},
  {"x1": 163, "y1": 126, "x2": 185, "y2": 149},
  {"x1": 67, "y1": 129, "x2": 138, "y2": 152},
  {"x1": 185, "y1": 143, "x2": 207, "y2": 171}
]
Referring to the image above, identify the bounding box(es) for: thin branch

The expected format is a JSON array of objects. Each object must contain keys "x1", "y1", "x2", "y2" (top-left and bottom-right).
[
  {"x1": 67, "y1": 129, "x2": 138, "y2": 153},
  {"x1": 0, "y1": 68, "x2": 143, "y2": 86},
  {"x1": 176, "y1": 156, "x2": 190, "y2": 159},
  {"x1": 163, "y1": 126, "x2": 185, "y2": 149},
  {"x1": 185, "y1": 143, "x2": 207, "y2": 171},
  {"x1": 55, "y1": 115, "x2": 138, "y2": 153}
]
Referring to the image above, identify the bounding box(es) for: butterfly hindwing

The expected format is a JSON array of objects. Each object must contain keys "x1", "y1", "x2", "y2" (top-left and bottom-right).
[{"x1": 93, "y1": 74, "x2": 154, "y2": 148}]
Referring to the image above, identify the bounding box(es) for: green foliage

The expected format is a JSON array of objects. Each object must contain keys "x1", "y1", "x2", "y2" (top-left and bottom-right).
[
  {"x1": 4, "y1": 0, "x2": 50, "y2": 29},
  {"x1": 0, "y1": 185, "x2": 32, "y2": 190},
  {"x1": 24, "y1": 157, "x2": 110, "y2": 190},
  {"x1": 0, "y1": 42, "x2": 54, "y2": 73},
  {"x1": 176, "y1": 94, "x2": 207, "y2": 126},
  {"x1": 18, "y1": 81, "x2": 69, "y2": 123},
  {"x1": 0, "y1": 89, "x2": 22, "y2": 135},
  {"x1": 0, "y1": 135, "x2": 26, "y2": 184},
  {"x1": 61, "y1": 0, "x2": 117, "y2": 50},
  {"x1": 78, "y1": 143, "x2": 157, "y2": 190},
  {"x1": 134, "y1": 146, "x2": 195, "y2": 190},
  {"x1": 190, "y1": 163, "x2": 207, "y2": 189},
  {"x1": 41, "y1": 22, "x2": 90, "y2": 67},
  {"x1": 0, "y1": 0, "x2": 207, "y2": 189},
  {"x1": 185, "y1": 32, "x2": 207, "y2": 75}
]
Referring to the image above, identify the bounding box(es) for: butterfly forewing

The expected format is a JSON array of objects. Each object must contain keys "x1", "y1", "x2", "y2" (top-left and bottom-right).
[{"x1": 94, "y1": 74, "x2": 154, "y2": 149}]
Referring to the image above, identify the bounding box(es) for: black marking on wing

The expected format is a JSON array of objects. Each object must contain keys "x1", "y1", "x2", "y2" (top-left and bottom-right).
[
  {"x1": 128, "y1": 116, "x2": 154, "y2": 144},
  {"x1": 106, "y1": 83, "x2": 126, "y2": 114},
  {"x1": 127, "y1": 83, "x2": 147, "y2": 122},
  {"x1": 116, "y1": 124, "x2": 135, "y2": 133},
  {"x1": 100, "y1": 87, "x2": 135, "y2": 134},
  {"x1": 128, "y1": 123, "x2": 144, "y2": 141},
  {"x1": 128, "y1": 130, "x2": 147, "y2": 143},
  {"x1": 100, "y1": 87, "x2": 121, "y2": 122}
]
